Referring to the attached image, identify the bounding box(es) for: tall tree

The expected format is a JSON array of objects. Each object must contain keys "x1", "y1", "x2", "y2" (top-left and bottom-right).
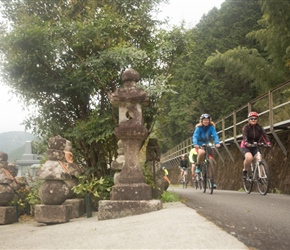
[
  {"x1": 248, "y1": 0, "x2": 290, "y2": 78},
  {"x1": 157, "y1": 0, "x2": 263, "y2": 151},
  {"x1": 0, "y1": 0, "x2": 172, "y2": 176},
  {"x1": 206, "y1": 0, "x2": 290, "y2": 93}
]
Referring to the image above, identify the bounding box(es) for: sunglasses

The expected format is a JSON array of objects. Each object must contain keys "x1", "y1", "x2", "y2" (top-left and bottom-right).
[{"x1": 249, "y1": 117, "x2": 258, "y2": 121}]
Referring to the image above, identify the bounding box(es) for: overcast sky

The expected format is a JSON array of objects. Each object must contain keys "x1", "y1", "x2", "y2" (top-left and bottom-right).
[{"x1": 0, "y1": 0, "x2": 224, "y2": 134}]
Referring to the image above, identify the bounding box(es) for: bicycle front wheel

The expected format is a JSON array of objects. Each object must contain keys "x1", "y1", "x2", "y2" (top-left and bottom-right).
[
  {"x1": 257, "y1": 160, "x2": 270, "y2": 195},
  {"x1": 201, "y1": 164, "x2": 207, "y2": 193},
  {"x1": 193, "y1": 176, "x2": 198, "y2": 189},
  {"x1": 182, "y1": 175, "x2": 187, "y2": 189},
  {"x1": 243, "y1": 170, "x2": 253, "y2": 194},
  {"x1": 198, "y1": 174, "x2": 203, "y2": 190},
  {"x1": 206, "y1": 162, "x2": 214, "y2": 195}
]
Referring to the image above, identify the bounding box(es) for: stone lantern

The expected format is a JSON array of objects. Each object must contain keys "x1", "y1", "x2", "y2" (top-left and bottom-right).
[{"x1": 98, "y1": 68, "x2": 162, "y2": 220}]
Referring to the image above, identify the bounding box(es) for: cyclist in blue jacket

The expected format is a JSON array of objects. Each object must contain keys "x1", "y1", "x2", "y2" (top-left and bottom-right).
[{"x1": 192, "y1": 113, "x2": 220, "y2": 187}]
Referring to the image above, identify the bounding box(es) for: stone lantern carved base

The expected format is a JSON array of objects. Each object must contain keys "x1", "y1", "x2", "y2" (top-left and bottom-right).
[
  {"x1": 62, "y1": 198, "x2": 85, "y2": 219},
  {"x1": 35, "y1": 204, "x2": 71, "y2": 224},
  {"x1": 0, "y1": 206, "x2": 16, "y2": 225},
  {"x1": 110, "y1": 183, "x2": 152, "y2": 200},
  {"x1": 98, "y1": 200, "x2": 162, "y2": 220}
]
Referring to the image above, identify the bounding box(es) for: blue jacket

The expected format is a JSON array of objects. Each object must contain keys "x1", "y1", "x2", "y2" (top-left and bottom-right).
[{"x1": 192, "y1": 125, "x2": 220, "y2": 146}]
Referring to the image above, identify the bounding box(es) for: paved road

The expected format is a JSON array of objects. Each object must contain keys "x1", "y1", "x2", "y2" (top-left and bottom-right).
[
  {"x1": 0, "y1": 201, "x2": 248, "y2": 249},
  {"x1": 169, "y1": 186, "x2": 290, "y2": 250}
]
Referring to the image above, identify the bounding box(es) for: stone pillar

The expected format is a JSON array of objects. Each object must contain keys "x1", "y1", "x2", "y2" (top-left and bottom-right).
[
  {"x1": 98, "y1": 68, "x2": 162, "y2": 220},
  {"x1": 146, "y1": 138, "x2": 166, "y2": 198}
]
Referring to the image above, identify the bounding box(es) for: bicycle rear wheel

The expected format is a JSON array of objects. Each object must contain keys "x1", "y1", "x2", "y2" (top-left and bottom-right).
[
  {"x1": 257, "y1": 160, "x2": 270, "y2": 195},
  {"x1": 243, "y1": 170, "x2": 253, "y2": 194}
]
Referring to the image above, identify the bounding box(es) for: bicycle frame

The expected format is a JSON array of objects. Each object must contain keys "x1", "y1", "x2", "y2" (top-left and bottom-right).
[{"x1": 251, "y1": 151, "x2": 267, "y2": 180}]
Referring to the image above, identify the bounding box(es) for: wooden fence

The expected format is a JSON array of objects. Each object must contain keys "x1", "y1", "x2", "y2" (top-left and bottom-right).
[{"x1": 161, "y1": 80, "x2": 290, "y2": 168}]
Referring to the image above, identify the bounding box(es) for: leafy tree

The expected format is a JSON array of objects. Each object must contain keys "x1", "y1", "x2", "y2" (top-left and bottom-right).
[
  {"x1": 0, "y1": 0, "x2": 173, "y2": 177},
  {"x1": 205, "y1": 46, "x2": 285, "y2": 93}
]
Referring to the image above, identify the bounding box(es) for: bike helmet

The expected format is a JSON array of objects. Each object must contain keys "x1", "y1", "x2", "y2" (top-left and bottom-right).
[
  {"x1": 248, "y1": 111, "x2": 259, "y2": 118},
  {"x1": 162, "y1": 166, "x2": 166, "y2": 169},
  {"x1": 200, "y1": 113, "x2": 210, "y2": 120}
]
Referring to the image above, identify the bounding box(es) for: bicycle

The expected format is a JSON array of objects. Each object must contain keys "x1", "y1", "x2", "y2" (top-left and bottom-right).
[
  {"x1": 198, "y1": 144, "x2": 216, "y2": 194},
  {"x1": 181, "y1": 168, "x2": 188, "y2": 189},
  {"x1": 243, "y1": 142, "x2": 270, "y2": 195}
]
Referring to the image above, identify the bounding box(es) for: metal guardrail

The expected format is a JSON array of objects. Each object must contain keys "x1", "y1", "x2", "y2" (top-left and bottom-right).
[{"x1": 161, "y1": 80, "x2": 290, "y2": 167}]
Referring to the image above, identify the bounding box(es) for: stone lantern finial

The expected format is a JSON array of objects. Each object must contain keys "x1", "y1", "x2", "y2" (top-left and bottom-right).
[{"x1": 121, "y1": 68, "x2": 141, "y2": 87}]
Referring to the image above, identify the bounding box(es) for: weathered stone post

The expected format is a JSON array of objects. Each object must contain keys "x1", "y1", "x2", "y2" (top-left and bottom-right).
[{"x1": 98, "y1": 68, "x2": 162, "y2": 220}]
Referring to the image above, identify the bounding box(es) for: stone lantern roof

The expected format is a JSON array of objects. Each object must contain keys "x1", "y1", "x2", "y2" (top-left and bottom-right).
[{"x1": 109, "y1": 68, "x2": 150, "y2": 107}]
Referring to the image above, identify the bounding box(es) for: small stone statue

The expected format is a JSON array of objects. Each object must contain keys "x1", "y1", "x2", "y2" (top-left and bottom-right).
[
  {"x1": 36, "y1": 135, "x2": 83, "y2": 205},
  {"x1": 0, "y1": 151, "x2": 18, "y2": 206}
]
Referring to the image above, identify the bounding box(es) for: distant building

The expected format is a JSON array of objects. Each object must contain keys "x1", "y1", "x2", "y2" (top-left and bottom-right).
[{"x1": 15, "y1": 141, "x2": 40, "y2": 176}]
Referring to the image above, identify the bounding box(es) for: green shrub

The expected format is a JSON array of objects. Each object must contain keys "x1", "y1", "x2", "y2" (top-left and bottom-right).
[
  {"x1": 270, "y1": 188, "x2": 281, "y2": 194},
  {"x1": 72, "y1": 174, "x2": 113, "y2": 209},
  {"x1": 9, "y1": 175, "x2": 43, "y2": 216},
  {"x1": 161, "y1": 191, "x2": 180, "y2": 203}
]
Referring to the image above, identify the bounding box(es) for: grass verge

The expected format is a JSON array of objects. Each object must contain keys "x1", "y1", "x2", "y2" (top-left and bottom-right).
[{"x1": 161, "y1": 191, "x2": 180, "y2": 203}]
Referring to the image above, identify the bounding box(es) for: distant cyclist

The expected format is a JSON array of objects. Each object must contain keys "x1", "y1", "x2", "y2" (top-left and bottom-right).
[
  {"x1": 241, "y1": 111, "x2": 271, "y2": 179},
  {"x1": 162, "y1": 166, "x2": 171, "y2": 185},
  {"x1": 192, "y1": 113, "x2": 221, "y2": 188},
  {"x1": 179, "y1": 154, "x2": 189, "y2": 183},
  {"x1": 189, "y1": 147, "x2": 198, "y2": 181}
]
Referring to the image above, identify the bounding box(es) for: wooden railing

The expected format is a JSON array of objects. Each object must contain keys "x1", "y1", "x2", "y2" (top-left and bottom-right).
[{"x1": 161, "y1": 80, "x2": 290, "y2": 167}]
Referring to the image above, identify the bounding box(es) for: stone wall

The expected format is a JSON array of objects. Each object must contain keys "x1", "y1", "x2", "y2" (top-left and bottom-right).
[{"x1": 167, "y1": 130, "x2": 290, "y2": 194}]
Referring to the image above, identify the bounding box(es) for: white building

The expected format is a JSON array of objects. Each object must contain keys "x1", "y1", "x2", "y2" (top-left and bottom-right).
[{"x1": 15, "y1": 141, "x2": 40, "y2": 176}]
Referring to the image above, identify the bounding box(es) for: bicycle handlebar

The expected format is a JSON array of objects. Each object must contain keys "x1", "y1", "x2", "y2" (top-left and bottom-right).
[
  {"x1": 246, "y1": 142, "x2": 271, "y2": 148},
  {"x1": 198, "y1": 144, "x2": 216, "y2": 149}
]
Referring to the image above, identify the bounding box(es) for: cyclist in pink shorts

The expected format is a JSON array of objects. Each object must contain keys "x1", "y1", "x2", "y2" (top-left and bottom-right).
[{"x1": 240, "y1": 111, "x2": 271, "y2": 179}]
